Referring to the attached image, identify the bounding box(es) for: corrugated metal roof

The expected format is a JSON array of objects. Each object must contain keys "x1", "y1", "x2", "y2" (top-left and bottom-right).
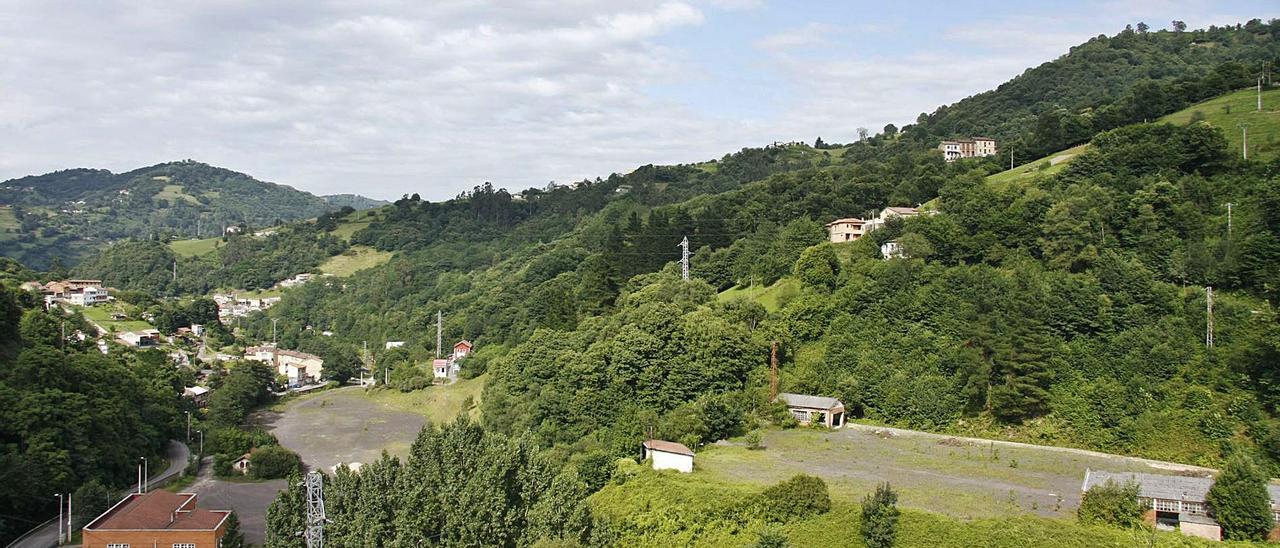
[
  {"x1": 777, "y1": 392, "x2": 844, "y2": 410},
  {"x1": 1082, "y1": 470, "x2": 1280, "y2": 504}
]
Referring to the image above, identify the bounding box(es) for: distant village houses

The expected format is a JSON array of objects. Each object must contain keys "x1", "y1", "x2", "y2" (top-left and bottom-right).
[
  {"x1": 213, "y1": 293, "x2": 281, "y2": 321},
  {"x1": 825, "y1": 207, "x2": 922, "y2": 244},
  {"x1": 938, "y1": 137, "x2": 997, "y2": 161},
  {"x1": 244, "y1": 344, "x2": 325, "y2": 386},
  {"x1": 433, "y1": 340, "x2": 474, "y2": 381},
  {"x1": 118, "y1": 329, "x2": 161, "y2": 348},
  {"x1": 27, "y1": 279, "x2": 111, "y2": 307}
]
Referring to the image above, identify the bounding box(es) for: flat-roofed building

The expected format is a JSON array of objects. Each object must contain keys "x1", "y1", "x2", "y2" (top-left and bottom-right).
[
  {"x1": 81, "y1": 490, "x2": 230, "y2": 548},
  {"x1": 777, "y1": 392, "x2": 846, "y2": 428},
  {"x1": 1082, "y1": 469, "x2": 1280, "y2": 541}
]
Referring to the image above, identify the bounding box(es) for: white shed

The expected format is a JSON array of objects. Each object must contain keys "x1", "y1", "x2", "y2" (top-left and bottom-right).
[{"x1": 642, "y1": 440, "x2": 694, "y2": 473}]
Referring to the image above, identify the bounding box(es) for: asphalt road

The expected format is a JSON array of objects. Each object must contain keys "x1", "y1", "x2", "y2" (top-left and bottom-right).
[{"x1": 7, "y1": 440, "x2": 189, "y2": 548}]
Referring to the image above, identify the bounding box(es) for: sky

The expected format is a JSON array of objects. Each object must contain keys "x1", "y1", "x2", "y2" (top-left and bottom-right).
[{"x1": 0, "y1": 1, "x2": 1276, "y2": 200}]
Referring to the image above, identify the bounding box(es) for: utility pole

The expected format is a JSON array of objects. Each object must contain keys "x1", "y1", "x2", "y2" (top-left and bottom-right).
[
  {"x1": 185, "y1": 410, "x2": 191, "y2": 442},
  {"x1": 304, "y1": 471, "x2": 326, "y2": 548},
  {"x1": 136, "y1": 461, "x2": 142, "y2": 495},
  {"x1": 66, "y1": 492, "x2": 71, "y2": 544},
  {"x1": 172, "y1": 260, "x2": 177, "y2": 282},
  {"x1": 436, "y1": 310, "x2": 443, "y2": 359},
  {"x1": 1225, "y1": 202, "x2": 1234, "y2": 236},
  {"x1": 1206, "y1": 286, "x2": 1215, "y2": 348},
  {"x1": 1239, "y1": 124, "x2": 1249, "y2": 160},
  {"x1": 1010, "y1": 146, "x2": 1014, "y2": 170},
  {"x1": 1259, "y1": 77, "x2": 1264, "y2": 111},
  {"x1": 197, "y1": 430, "x2": 204, "y2": 456},
  {"x1": 769, "y1": 341, "x2": 779, "y2": 399},
  {"x1": 272, "y1": 318, "x2": 279, "y2": 345},
  {"x1": 55, "y1": 494, "x2": 63, "y2": 545},
  {"x1": 679, "y1": 236, "x2": 690, "y2": 281}
]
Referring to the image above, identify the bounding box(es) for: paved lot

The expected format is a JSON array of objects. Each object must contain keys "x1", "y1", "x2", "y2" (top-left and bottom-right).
[
  {"x1": 259, "y1": 386, "x2": 427, "y2": 472},
  {"x1": 701, "y1": 424, "x2": 1210, "y2": 520},
  {"x1": 186, "y1": 462, "x2": 286, "y2": 546}
]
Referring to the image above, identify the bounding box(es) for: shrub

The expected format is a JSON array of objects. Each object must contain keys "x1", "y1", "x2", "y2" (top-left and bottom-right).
[
  {"x1": 1077, "y1": 479, "x2": 1144, "y2": 527},
  {"x1": 751, "y1": 528, "x2": 789, "y2": 548},
  {"x1": 761, "y1": 474, "x2": 830, "y2": 521},
  {"x1": 861, "y1": 483, "x2": 899, "y2": 548},
  {"x1": 746, "y1": 431, "x2": 763, "y2": 450},
  {"x1": 249, "y1": 445, "x2": 303, "y2": 479},
  {"x1": 1207, "y1": 454, "x2": 1275, "y2": 540}
]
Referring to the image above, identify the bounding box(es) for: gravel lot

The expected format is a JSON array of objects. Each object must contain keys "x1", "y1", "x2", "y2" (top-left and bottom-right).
[
  {"x1": 259, "y1": 386, "x2": 428, "y2": 472},
  {"x1": 700, "y1": 424, "x2": 1210, "y2": 520}
]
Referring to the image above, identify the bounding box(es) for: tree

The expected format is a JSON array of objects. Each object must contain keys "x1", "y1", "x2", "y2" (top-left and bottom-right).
[
  {"x1": 861, "y1": 482, "x2": 899, "y2": 548},
  {"x1": 793, "y1": 244, "x2": 840, "y2": 291},
  {"x1": 1207, "y1": 454, "x2": 1274, "y2": 540},
  {"x1": 72, "y1": 479, "x2": 113, "y2": 529},
  {"x1": 883, "y1": 123, "x2": 898, "y2": 136},
  {"x1": 221, "y1": 511, "x2": 246, "y2": 548},
  {"x1": 857, "y1": 127, "x2": 870, "y2": 141},
  {"x1": 761, "y1": 474, "x2": 830, "y2": 521},
  {"x1": 1172, "y1": 20, "x2": 1187, "y2": 32},
  {"x1": 1136, "y1": 22, "x2": 1149, "y2": 33},
  {"x1": 1078, "y1": 480, "x2": 1145, "y2": 527},
  {"x1": 265, "y1": 474, "x2": 306, "y2": 548},
  {"x1": 250, "y1": 445, "x2": 303, "y2": 479}
]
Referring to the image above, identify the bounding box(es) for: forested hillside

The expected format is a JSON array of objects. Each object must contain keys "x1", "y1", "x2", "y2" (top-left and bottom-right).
[
  {"x1": 0, "y1": 286, "x2": 183, "y2": 542},
  {"x1": 904, "y1": 19, "x2": 1280, "y2": 160},
  {"x1": 0, "y1": 160, "x2": 363, "y2": 268}
]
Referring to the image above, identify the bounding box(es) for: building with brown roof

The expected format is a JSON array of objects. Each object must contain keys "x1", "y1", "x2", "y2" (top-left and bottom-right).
[
  {"x1": 82, "y1": 490, "x2": 230, "y2": 548},
  {"x1": 642, "y1": 439, "x2": 694, "y2": 473}
]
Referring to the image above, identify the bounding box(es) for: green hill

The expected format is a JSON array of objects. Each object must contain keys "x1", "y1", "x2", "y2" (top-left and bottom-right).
[
  {"x1": 0, "y1": 160, "x2": 381, "y2": 268},
  {"x1": 985, "y1": 86, "x2": 1280, "y2": 188}
]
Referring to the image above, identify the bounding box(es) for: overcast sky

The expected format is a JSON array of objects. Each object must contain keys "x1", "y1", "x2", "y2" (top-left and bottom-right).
[{"x1": 1, "y1": 1, "x2": 1275, "y2": 200}]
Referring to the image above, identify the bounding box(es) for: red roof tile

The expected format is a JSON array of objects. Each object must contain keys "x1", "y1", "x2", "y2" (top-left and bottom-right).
[{"x1": 87, "y1": 491, "x2": 229, "y2": 531}]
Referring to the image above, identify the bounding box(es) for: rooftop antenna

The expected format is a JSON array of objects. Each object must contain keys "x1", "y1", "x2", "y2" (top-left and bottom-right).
[
  {"x1": 679, "y1": 236, "x2": 690, "y2": 281},
  {"x1": 304, "y1": 471, "x2": 326, "y2": 548}
]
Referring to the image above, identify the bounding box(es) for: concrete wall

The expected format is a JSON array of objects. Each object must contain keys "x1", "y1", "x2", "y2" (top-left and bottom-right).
[
  {"x1": 1179, "y1": 521, "x2": 1221, "y2": 541},
  {"x1": 648, "y1": 449, "x2": 693, "y2": 473}
]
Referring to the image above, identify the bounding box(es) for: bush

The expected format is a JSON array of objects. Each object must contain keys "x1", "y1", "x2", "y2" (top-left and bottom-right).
[
  {"x1": 249, "y1": 445, "x2": 303, "y2": 479},
  {"x1": 746, "y1": 431, "x2": 763, "y2": 450},
  {"x1": 1077, "y1": 479, "x2": 1145, "y2": 527},
  {"x1": 1207, "y1": 454, "x2": 1275, "y2": 540},
  {"x1": 751, "y1": 528, "x2": 789, "y2": 548},
  {"x1": 861, "y1": 482, "x2": 899, "y2": 548},
  {"x1": 761, "y1": 474, "x2": 830, "y2": 521}
]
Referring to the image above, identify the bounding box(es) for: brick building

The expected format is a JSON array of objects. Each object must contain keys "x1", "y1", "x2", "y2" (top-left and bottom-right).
[{"x1": 82, "y1": 490, "x2": 230, "y2": 548}]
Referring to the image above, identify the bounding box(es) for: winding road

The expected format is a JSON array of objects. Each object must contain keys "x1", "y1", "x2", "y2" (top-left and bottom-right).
[{"x1": 7, "y1": 440, "x2": 189, "y2": 548}]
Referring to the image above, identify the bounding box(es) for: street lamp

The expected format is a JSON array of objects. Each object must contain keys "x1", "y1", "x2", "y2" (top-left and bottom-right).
[
  {"x1": 54, "y1": 494, "x2": 63, "y2": 545},
  {"x1": 184, "y1": 411, "x2": 191, "y2": 442},
  {"x1": 197, "y1": 430, "x2": 204, "y2": 456},
  {"x1": 140, "y1": 457, "x2": 148, "y2": 493}
]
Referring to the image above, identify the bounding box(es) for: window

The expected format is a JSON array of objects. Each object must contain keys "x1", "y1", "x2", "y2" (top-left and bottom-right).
[
  {"x1": 173, "y1": 544, "x2": 196, "y2": 548},
  {"x1": 107, "y1": 544, "x2": 131, "y2": 548}
]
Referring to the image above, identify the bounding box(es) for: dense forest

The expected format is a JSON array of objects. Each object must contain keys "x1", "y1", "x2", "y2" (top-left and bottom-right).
[
  {"x1": 0, "y1": 286, "x2": 183, "y2": 542},
  {"x1": 0, "y1": 160, "x2": 370, "y2": 268}
]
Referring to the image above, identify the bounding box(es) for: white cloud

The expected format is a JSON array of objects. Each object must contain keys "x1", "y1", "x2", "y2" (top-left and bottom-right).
[
  {"x1": 0, "y1": 1, "x2": 729, "y2": 199},
  {"x1": 755, "y1": 22, "x2": 836, "y2": 51}
]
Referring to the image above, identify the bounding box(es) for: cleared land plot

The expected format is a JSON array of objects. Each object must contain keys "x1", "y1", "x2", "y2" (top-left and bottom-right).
[
  {"x1": 717, "y1": 278, "x2": 799, "y2": 313},
  {"x1": 80, "y1": 305, "x2": 153, "y2": 333},
  {"x1": 261, "y1": 378, "x2": 482, "y2": 472},
  {"x1": 169, "y1": 237, "x2": 223, "y2": 257},
  {"x1": 156, "y1": 184, "x2": 200, "y2": 205},
  {"x1": 330, "y1": 210, "x2": 380, "y2": 242},
  {"x1": 0, "y1": 206, "x2": 19, "y2": 241},
  {"x1": 699, "y1": 425, "x2": 1206, "y2": 520},
  {"x1": 318, "y1": 245, "x2": 392, "y2": 277},
  {"x1": 986, "y1": 143, "x2": 1090, "y2": 188}
]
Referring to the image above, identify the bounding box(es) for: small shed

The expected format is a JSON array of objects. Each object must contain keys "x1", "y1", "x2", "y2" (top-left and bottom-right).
[
  {"x1": 453, "y1": 340, "x2": 474, "y2": 359},
  {"x1": 777, "y1": 393, "x2": 846, "y2": 428},
  {"x1": 432, "y1": 359, "x2": 451, "y2": 379},
  {"x1": 642, "y1": 440, "x2": 694, "y2": 473},
  {"x1": 232, "y1": 453, "x2": 251, "y2": 475}
]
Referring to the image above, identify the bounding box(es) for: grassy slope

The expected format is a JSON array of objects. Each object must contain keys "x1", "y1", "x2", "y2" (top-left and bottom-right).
[
  {"x1": 717, "y1": 278, "x2": 800, "y2": 313},
  {"x1": 80, "y1": 304, "x2": 154, "y2": 333},
  {"x1": 590, "y1": 465, "x2": 1233, "y2": 548},
  {"x1": 0, "y1": 205, "x2": 18, "y2": 242},
  {"x1": 318, "y1": 245, "x2": 393, "y2": 277},
  {"x1": 1161, "y1": 86, "x2": 1280, "y2": 160},
  {"x1": 984, "y1": 87, "x2": 1280, "y2": 189},
  {"x1": 169, "y1": 236, "x2": 223, "y2": 257},
  {"x1": 330, "y1": 209, "x2": 382, "y2": 242},
  {"x1": 362, "y1": 374, "x2": 485, "y2": 422}
]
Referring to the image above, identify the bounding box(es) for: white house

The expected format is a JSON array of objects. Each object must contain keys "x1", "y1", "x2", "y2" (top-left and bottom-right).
[
  {"x1": 385, "y1": 341, "x2": 406, "y2": 350},
  {"x1": 881, "y1": 240, "x2": 906, "y2": 260},
  {"x1": 642, "y1": 440, "x2": 694, "y2": 473},
  {"x1": 432, "y1": 358, "x2": 452, "y2": 379}
]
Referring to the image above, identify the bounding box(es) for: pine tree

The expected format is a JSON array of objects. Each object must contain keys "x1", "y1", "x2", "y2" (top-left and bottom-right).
[
  {"x1": 221, "y1": 511, "x2": 246, "y2": 548},
  {"x1": 860, "y1": 483, "x2": 899, "y2": 548}
]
